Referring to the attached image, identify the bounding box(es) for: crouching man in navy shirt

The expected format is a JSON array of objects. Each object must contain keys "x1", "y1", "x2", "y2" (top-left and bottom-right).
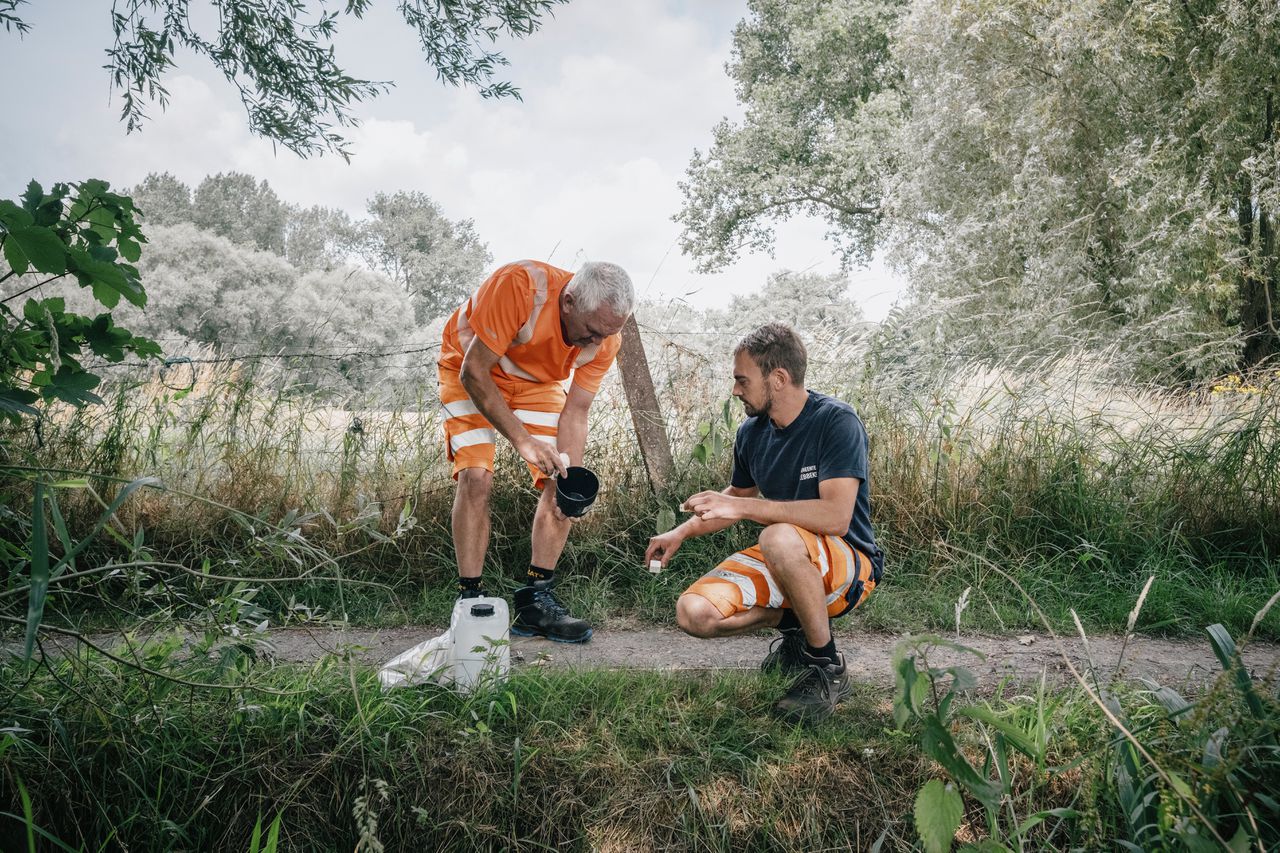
[{"x1": 645, "y1": 322, "x2": 884, "y2": 723}]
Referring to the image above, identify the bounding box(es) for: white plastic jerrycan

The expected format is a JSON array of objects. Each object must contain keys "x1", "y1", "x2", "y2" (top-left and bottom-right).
[{"x1": 449, "y1": 596, "x2": 511, "y2": 693}]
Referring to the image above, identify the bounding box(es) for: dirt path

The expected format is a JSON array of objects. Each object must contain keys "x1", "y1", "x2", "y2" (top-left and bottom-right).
[{"x1": 263, "y1": 624, "x2": 1280, "y2": 691}]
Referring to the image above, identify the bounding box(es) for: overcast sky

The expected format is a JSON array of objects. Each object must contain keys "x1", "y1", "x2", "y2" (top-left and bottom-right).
[{"x1": 0, "y1": 0, "x2": 906, "y2": 321}]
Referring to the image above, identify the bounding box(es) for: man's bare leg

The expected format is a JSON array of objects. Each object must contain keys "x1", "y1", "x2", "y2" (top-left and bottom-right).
[
  {"x1": 452, "y1": 468, "x2": 493, "y2": 579},
  {"x1": 676, "y1": 595, "x2": 781, "y2": 637},
  {"x1": 513, "y1": 481, "x2": 592, "y2": 642},
  {"x1": 530, "y1": 482, "x2": 572, "y2": 569},
  {"x1": 757, "y1": 523, "x2": 831, "y2": 648}
]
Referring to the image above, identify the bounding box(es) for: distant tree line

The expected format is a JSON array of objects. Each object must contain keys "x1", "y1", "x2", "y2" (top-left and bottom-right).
[
  {"x1": 87, "y1": 172, "x2": 493, "y2": 392},
  {"x1": 130, "y1": 172, "x2": 491, "y2": 322}
]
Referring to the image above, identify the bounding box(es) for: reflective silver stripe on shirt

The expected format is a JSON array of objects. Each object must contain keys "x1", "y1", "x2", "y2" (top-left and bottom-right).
[{"x1": 512, "y1": 260, "x2": 549, "y2": 346}]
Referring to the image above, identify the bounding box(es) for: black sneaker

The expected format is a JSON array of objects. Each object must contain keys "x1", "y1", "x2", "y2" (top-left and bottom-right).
[
  {"x1": 511, "y1": 578, "x2": 593, "y2": 643},
  {"x1": 773, "y1": 651, "x2": 852, "y2": 724},
  {"x1": 760, "y1": 628, "x2": 807, "y2": 675}
]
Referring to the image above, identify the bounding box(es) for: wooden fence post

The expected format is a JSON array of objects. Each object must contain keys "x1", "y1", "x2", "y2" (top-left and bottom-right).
[{"x1": 616, "y1": 315, "x2": 674, "y2": 494}]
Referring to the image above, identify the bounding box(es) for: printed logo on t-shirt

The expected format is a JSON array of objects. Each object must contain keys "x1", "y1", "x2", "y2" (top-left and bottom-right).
[{"x1": 799, "y1": 464, "x2": 817, "y2": 482}]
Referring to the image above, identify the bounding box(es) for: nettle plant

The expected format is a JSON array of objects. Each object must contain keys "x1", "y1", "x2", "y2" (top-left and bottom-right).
[{"x1": 0, "y1": 179, "x2": 161, "y2": 423}]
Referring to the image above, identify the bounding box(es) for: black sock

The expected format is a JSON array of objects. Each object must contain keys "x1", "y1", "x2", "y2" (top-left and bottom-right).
[
  {"x1": 776, "y1": 610, "x2": 802, "y2": 633},
  {"x1": 457, "y1": 575, "x2": 484, "y2": 595},
  {"x1": 806, "y1": 638, "x2": 838, "y2": 664},
  {"x1": 526, "y1": 564, "x2": 554, "y2": 584}
]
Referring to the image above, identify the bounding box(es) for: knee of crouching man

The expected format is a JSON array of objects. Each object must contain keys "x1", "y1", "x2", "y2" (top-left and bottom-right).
[
  {"x1": 676, "y1": 594, "x2": 721, "y2": 638},
  {"x1": 758, "y1": 523, "x2": 803, "y2": 561}
]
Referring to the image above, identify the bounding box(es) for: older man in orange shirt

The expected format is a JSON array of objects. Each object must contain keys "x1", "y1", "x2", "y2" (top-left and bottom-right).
[{"x1": 438, "y1": 260, "x2": 635, "y2": 642}]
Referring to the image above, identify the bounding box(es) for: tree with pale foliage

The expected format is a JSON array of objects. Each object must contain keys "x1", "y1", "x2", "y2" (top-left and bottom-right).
[
  {"x1": 675, "y1": 0, "x2": 903, "y2": 273},
  {"x1": 286, "y1": 266, "x2": 418, "y2": 386},
  {"x1": 679, "y1": 0, "x2": 1280, "y2": 379},
  {"x1": 359, "y1": 191, "x2": 491, "y2": 323},
  {"x1": 191, "y1": 173, "x2": 289, "y2": 255},
  {"x1": 285, "y1": 204, "x2": 356, "y2": 273},
  {"x1": 88, "y1": 223, "x2": 298, "y2": 348},
  {"x1": 128, "y1": 172, "x2": 193, "y2": 226},
  {"x1": 709, "y1": 269, "x2": 867, "y2": 345}
]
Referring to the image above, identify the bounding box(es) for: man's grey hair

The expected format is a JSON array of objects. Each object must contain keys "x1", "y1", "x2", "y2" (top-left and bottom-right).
[{"x1": 567, "y1": 261, "x2": 636, "y2": 316}]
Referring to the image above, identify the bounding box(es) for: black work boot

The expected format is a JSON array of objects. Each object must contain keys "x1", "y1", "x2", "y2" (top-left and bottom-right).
[
  {"x1": 760, "y1": 628, "x2": 807, "y2": 674},
  {"x1": 773, "y1": 651, "x2": 852, "y2": 724},
  {"x1": 761, "y1": 619, "x2": 834, "y2": 674},
  {"x1": 511, "y1": 578, "x2": 592, "y2": 643}
]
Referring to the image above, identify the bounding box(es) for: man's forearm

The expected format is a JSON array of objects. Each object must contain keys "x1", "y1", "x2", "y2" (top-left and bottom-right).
[
  {"x1": 674, "y1": 513, "x2": 737, "y2": 541},
  {"x1": 460, "y1": 368, "x2": 533, "y2": 450},
  {"x1": 556, "y1": 405, "x2": 589, "y2": 465},
  {"x1": 737, "y1": 498, "x2": 847, "y2": 537}
]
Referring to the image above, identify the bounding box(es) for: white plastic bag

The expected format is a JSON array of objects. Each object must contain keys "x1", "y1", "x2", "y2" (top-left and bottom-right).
[
  {"x1": 377, "y1": 627, "x2": 453, "y2": 690},
  {"x1": 378, "y1": 599, "x2": 466, "y2": 690}
]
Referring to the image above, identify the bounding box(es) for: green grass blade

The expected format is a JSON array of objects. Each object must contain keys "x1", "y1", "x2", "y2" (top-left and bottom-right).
[
  {"x1": 23, "y1": 481, "x2": 49, "y2": 661},
  {"x1": 18, "y1": 776, "x2": 34, "y2": 853},
  {"x1": 265, "y1": 812, "x2": 282, "y2": 852},
  {"x1": 1206, "y1": 623, "x2": 1237, "y2": 671},
  {"x1": 46, "y1": 488, "x2": 74, "y2": 579},
  {"x1": 248, "y1": 813, "x2": 263, "y2": 853},
  {"x1": 1206, "y1": 623, "x2": 1265, "y2": 718}
]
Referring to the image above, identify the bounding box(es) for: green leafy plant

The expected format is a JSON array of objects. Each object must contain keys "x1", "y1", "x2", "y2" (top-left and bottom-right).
[
  {"x1": 12, "y1": 475, "x2": 161, "y2": 660},
  {"x1": 1, "y1": 179, "x2": 161, "y2": 422},
  {"x1": 690, "y1": 397, "x2": 735, "y2": 464},
  {"x1": 1107, "y1": 622, "x2": 1280, "y2": 852},
  {"x1": 894, "y1": 634, "x2": 1078, "y2": 852}
]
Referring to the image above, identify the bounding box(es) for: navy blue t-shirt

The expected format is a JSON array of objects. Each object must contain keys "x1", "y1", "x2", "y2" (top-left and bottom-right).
[{"x1": 731, "y1": 390, "x2": 883, "y2": 579}]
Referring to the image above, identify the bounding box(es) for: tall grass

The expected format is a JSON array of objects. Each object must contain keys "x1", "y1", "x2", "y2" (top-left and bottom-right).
[{"x1": 2, "y1": 345, "x2": 1278, "y2": 638}]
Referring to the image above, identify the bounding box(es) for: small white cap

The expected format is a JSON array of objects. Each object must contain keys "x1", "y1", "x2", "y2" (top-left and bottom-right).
[{"x1": 648, "y1": 560, "x2": 662, "y2": 573}]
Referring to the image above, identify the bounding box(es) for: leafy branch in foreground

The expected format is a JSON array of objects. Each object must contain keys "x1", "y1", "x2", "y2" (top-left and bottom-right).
[
  {"x1": 0, "y1": 179, "x2": 161, "y2": 423},
  {"x1": 0, "y1": 0, "x2": 569, "y2": 159}
]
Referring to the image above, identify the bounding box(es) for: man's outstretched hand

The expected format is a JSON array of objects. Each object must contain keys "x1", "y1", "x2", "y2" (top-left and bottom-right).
[
  {"x1": 680, "y1": 490, "x2": 747, "y2": 522},
  {"x1": 645, "y1": 529, "x2": 684, "y2": 569}
]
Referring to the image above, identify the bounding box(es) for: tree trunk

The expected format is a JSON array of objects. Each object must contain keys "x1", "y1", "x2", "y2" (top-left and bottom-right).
[
  {"x1": 1240, "y1": 94, "x2": 1280, "y2": 368},
  {"x1": 616, "y1": 315, "x2": 674, "y2": 495}
]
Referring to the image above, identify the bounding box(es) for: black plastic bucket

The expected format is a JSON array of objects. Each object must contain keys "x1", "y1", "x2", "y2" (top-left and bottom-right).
[{"x1": 555, "y1": 466, "x2": 599, "y2": 518}]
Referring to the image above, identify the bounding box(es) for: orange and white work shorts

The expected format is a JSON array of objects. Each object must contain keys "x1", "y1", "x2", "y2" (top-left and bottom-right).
[
  {"x1": 683, "y1": 524, "x2": 878, "y2": 619},
  {"x1": 439, "y1": 366, "x2": 565, "y2": 485}
]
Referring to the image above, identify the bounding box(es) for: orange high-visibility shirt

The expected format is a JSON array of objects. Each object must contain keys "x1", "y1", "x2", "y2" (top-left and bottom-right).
[{"x1": 439, "y1": 260, "x2": 621, "y2": 393}]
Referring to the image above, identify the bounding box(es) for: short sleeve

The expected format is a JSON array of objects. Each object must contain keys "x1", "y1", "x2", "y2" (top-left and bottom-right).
[
  {"x1": 818, "y1": 409, "x2": 868, "y2": 483},
  {"x1": 570, "y1": 335, "x2": 622, "y2": 394},
  {"x1": 466, "y1": 266, "x2": 534, "y2": 355},
  {"x1": 730, "y1": 422, "x2": 756, "y2": 489}
]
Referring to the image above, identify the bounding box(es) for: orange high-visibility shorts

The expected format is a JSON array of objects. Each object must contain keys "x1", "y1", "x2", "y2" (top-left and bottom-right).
[
  {"x1": 683, "y1": 524, "x2": 877, "y2": 619},
  {"x1": 439, "y1": 365, "x2": 565, "y2": 485}
]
